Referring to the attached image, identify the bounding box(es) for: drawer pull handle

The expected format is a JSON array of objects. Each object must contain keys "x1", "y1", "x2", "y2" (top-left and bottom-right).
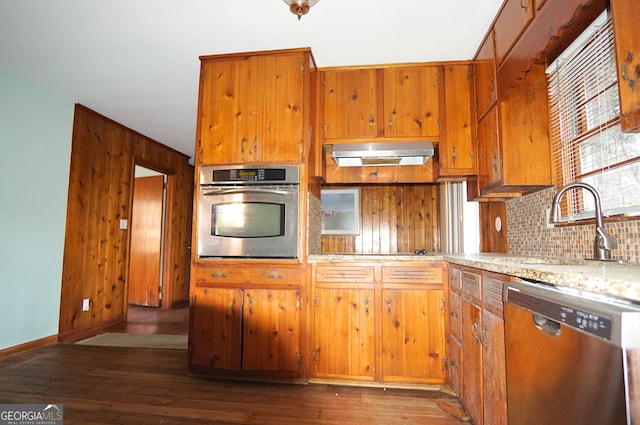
[
  {"x1": 211, "y1": 272, "x2": 227, "y2": 278},
  {"x1": 364, "y1": 298, "x2": 370, "y2": 316},
  {"x1": 267, "y1": 272, "x2": 283, "y2": 279}
]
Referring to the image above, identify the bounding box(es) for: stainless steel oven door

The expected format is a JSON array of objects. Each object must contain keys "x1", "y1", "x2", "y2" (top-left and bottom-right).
[{"x1": 197, "y1": 185, "x2": 299, "y2": 258}]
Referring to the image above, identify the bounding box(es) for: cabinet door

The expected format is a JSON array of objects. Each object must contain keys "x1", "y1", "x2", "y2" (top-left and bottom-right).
[
  {"x1": 312, "y1": 287, "x2": 375, "y2": 380},
  {"x1": 321, "y1": 69, "x2": 378, "y2": 140},
  {"x1": 242, "y1": 289, "x2": 301, "y2": 372},
  {"x1": 474, "y1": 30, "x2": 497, "y2": 119},
  {"x1": 449, "y1": 335, "x2": 463, "y2": 397},
  {"x1": 482, "y1": 309, "x2": 507, "y2": 425},
  {"x1": 462, "y1": 300, "x2": 482, "y2": 424},
  {"x1": 198, "y1": 58, "x2": 251, "y2": 164},
  {"x1": 198, "y1": 53, "x2": 306, "y2": 164},
  {"x1": 494, "y1": 0, "x2": 534, "y2": 65},
  {"x1": 477, "y1": 106, "x2": 502, "y2": 193},
  {"x1": 381, "y1": 288, "x2": 446, "y2": 383},
  {"x1": 611, "y1": 0, "x2": 640, "y2": 132},
  {"x1": 383, "y1": 66, "x2": 440, "y2": 138},
  {"x1": 189, "y1": 287, "x2": 242, "y2": 370},
  {"x1": 249, "y1": 54, "x2": 306, "y2": 162},
  {"x1": 437, "y1": 64, "x2": 474, "y2": 178}
]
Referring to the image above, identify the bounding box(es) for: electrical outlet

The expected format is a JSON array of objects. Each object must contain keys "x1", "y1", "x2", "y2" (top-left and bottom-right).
[
  {"x1": 545, "y1": 208, "x2": 554, "y2": 229},
  {"x1": 82, "y1": 298, "x2": 90, "y2": 312}
]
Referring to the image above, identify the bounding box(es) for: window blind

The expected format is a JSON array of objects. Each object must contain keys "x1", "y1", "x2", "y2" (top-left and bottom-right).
[{"x1": 546, "y1": 11, "x2": 640, "y2": 221}]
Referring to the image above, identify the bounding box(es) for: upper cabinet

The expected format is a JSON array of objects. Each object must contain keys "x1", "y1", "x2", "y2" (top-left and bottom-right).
[
  {"x1": 494, "y1": 0, "x2": 535, "y2": 67},
  {"x1": 435, "y1": 63, "x2": 475, "y2": 180},
  {"x1": 321, "y1": 65, "x2": 441, "y2": 142},
  {"x1": 196, "y1": 48, "x2": 316, "y2": 165},
  {"x1": 474, "y1": 31, "x2": 498, "y2": 120},
  {"x1": 473, "y1": 65, "x2": 552, "y2": 199},
  {"x1": 611, "y1": 0, "x2": 640, "y2": 132}
]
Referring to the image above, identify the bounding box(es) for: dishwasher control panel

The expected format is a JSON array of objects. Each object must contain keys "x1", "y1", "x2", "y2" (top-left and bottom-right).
[{"x1": 507, "y1": 289, "x2": 613, "y2": 340}]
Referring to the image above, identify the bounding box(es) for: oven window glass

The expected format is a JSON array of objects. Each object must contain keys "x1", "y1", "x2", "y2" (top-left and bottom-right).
[{"x1": 212, "y1": 202, "x2": 285, "y2": 238}]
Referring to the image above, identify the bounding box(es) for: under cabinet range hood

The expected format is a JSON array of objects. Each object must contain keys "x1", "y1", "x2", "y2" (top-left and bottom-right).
[{"x1": 331, "y1": 141, "x2": 435, "y2": 167}]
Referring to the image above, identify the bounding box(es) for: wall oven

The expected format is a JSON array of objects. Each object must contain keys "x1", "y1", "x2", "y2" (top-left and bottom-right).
[{"x1": 197, "y1": 165, "x2": 299, "y2": 259}]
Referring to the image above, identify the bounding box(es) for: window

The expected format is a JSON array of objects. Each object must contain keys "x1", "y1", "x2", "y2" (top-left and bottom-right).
[{"x1": 546, "y1": 11, "x2": 640, "y2": 221}]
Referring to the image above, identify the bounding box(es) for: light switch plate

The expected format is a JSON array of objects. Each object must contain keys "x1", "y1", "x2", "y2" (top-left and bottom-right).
[{"x1": 119, "y1": 219, "x2": 128, "y2": 230}]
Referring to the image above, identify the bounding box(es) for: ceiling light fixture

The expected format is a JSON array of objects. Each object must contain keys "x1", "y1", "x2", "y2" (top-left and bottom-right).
[{"x1": 283, "y1": 0, "x2": 318, "y2": 20}]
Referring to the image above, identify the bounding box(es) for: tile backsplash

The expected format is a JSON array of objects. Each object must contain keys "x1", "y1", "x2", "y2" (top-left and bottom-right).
[{"x1": 506, "y1": 187, "x2": 639, "y2": 263}]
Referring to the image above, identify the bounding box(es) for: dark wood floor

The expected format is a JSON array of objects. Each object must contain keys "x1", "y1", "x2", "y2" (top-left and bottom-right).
[{"x1": 0, "y1": 343, "x2": 466, "y2": 424}]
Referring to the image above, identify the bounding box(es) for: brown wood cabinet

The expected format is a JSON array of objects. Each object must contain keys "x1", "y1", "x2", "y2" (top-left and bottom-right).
[
  {"x1": 494, "y1": 0, "x2": 534, "y2": 66},
  {"x1": 196, "y1": 48, "x2": 315, "y2": 165},
  {"x1": 434, "y1": 63, "x2": 475, "y2": 180},
  {"x1": 449, "y1": 264, "x2": 508, "y2": 425},
  {"x1": 611, "y1": 0, "x2": 640, "y2": 132},
  {"x1": 310, "y1": 260, "x2": 447, "y2": 385},
  {"x1": 472, "y1": 64, "x2": 552, "y2": 199},
  {"x1": 321, "y1": 65, "x2": 441, "y2": 142},
  {"x1": 312, "y1": 264, "x2": 376, "y2": 381},
  {"x1": 474, "y1": 30, "x2": 498, "y2": 121},
  {"x1": 189, "y1": 264, "x2": 304, "y2": 378}
]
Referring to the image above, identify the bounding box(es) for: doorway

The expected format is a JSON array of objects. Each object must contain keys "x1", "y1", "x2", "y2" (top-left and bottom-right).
[
  {"x1": 125, "y1": 165, "x2": 188, "y2": 335},
  {"x1": 128, "y1": 166, "x2": 166, "y2": 307}
]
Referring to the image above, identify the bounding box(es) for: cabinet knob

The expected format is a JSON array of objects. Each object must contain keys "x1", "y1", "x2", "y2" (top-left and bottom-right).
[
  {"x1": 369, "y1": 114, "x2": 375, "y2": 128},
  {"x1": 388, "y1": 115, "x2": 393, "y2": 129},
  {"x1": 241, "y1": 137, "x2": 247, "y2": 153}
]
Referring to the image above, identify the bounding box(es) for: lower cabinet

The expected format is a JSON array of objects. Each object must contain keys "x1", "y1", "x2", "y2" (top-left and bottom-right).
[
  {"x1": 189, "y1": 265, "x2": 303, "y2": 378},
  {"x1": 381, "y1": 287, "x2": 446, "y2": 382},
  {"x1": 311, "y1": 261, "x2": 447, "y2": 385},
  {"x1": 312, "y1": 286, "x2": 376, "y2": 380},
  {"x1": 449, "y1": 265, "x2": 508, "y2": 425}
]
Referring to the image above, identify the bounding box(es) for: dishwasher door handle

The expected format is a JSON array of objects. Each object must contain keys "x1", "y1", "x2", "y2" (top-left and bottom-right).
[{"x1": 532, "y1": 313, "x2": 561, "y2": 336}]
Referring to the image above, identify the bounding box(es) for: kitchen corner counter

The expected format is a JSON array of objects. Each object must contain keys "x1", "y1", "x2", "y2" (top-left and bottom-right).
[{"x1": 443, "y1": 253, "x2": 640, "y2": 304}]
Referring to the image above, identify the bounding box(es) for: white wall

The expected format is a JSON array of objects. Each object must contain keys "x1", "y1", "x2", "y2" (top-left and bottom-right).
[{"x1": 0, "y1": 68, "x2": 73, "y2": 349}]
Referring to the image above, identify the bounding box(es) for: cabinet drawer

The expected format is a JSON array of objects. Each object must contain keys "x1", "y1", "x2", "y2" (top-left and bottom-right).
[
  {"x1": 482, "y1": 276, "x2": 505, "y2": 318},
  {"x1": 314, "y1": 265, "x2": 375, "y2": 283},
  {"x1": 192, "y1": 266, "x2": 248, "y2": 286},
  {"x1": 449, "y1": 290, "x2": 463, "y2": 340},
  {"x1": 382, "y1": 265, "x2": 443, "y2": 285},
  {"x1": 461, "y1": 271, "x2": 481, "y2": 303},
  {"x1": 450, "y1": 267, "x2": 462, "y2": 294},
  {"x1": 248, "y1": 268, "x2": 301, "y2": 284}
]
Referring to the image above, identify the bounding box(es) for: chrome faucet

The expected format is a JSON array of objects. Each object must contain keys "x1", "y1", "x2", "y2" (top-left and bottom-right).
[{"x1": 550, "y1": 182, "x2": 617, "y2": 260}]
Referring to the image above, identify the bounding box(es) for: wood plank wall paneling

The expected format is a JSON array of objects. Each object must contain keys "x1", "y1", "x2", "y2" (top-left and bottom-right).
[
  {"x1": 321, "y1": 185, "x2": 440, "y2": 254},
  {"x1": 58, "y1": 104, "x2": 193, "y2": 339},
  {"x1": 479, "y1": 202, "x2": 507, "y2": 253}
]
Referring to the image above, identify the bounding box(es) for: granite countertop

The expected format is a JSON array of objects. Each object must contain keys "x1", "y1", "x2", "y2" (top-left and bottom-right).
[
  {"x1": 444, "y1": 253, "x2": 640, "y2": 304},
  {"x1": 308, "y1": 253, "x2": 640, "y2": 304}
]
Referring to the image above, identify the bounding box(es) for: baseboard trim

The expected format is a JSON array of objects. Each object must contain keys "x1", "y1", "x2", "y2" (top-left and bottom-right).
[
  {"x1": 57, "y1": 317, "x2": 125, "y2": 343},
  {"x1": 0, "y1": 335, "x2": 58, "y2": 359}
]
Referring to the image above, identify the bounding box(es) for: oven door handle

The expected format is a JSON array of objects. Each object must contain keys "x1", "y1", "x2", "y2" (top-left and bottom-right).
[{"x1": 201, "y1": 187, "x2": 294, "y2": 196}]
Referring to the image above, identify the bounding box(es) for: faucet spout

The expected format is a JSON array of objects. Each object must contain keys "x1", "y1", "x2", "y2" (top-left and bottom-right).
[{"x1": 550, "y1": 182, "x2": 617, "y2": 260}]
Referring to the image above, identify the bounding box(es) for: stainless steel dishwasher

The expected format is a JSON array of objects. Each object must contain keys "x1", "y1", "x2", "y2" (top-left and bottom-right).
[{"x1": 503, "y1": 279, "x2": 640, "y2": 425}]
